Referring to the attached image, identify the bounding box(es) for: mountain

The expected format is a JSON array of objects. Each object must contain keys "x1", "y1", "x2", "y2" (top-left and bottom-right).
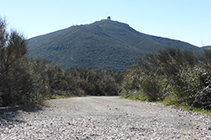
[
  {"x1": 27, "y1": 19, "x2": 200, "y2": 71},
  {"x1": 201, "y1": 45, "x2": 211, "y2": 50}
]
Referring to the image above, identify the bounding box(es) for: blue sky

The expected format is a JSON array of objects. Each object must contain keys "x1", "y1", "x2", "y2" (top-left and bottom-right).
[{"x1": 0, "y1": 0, "x2": 211, "y2": 47}]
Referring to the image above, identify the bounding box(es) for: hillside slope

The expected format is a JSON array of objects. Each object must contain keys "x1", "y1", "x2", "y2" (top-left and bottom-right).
[{"x1": 27, "y1": 19, "x2": 200, "y2": 71}]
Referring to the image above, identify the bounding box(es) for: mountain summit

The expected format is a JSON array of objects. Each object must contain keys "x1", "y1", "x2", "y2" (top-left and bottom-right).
[{"x1": 27, "y1": 19, "x2": 200, "y2": 71}]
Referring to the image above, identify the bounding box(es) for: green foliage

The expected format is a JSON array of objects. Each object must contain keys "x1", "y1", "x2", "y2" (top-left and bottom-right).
[
  {"x1": 141, "y1": 75, "x2": 162, "y2": 101},
  {"x1": 121, "y1": 47, "x2": 211, "y2": 111},
  {"x1": 14, "y1": 59, "x2": 51, "y2": 109},
  {"x1": 0, "y1": 57, "x2": 52, "y2": 109},
  {"x1": 121, "y1": 68, "x2": 143, "y2": 97},
  {"x1": 0, "y1": 19, "x2": 27, "y2": 106},
  {"x1": 0, "y1": 25, "x2": 123, "y2": 109},
  {"x1": 0, "y1": 18, "x2": 51, "y2": 110},
  {"x1": 53, "y1": 68, "x2": 123, "y2": 96},
  {"x1": 27, "y1": 20, "x2": 200, "y2": 71},
  {"x1": 1, "y1": 17, "x2": 209, "y2": 112}
]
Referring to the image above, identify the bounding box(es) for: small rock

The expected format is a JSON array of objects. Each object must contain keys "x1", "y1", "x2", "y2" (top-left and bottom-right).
[{"x1": 208, "y1": 127, "x2": 211, "y2": 130}]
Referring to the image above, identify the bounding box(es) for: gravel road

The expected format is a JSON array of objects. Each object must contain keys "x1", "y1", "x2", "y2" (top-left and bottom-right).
[{"x1": 0, "y1": 96, "x2": 211, "y2": 139}]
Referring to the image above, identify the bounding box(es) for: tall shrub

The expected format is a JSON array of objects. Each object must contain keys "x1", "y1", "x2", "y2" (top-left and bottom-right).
[{"x1": 0, "y1": 18, "x2": 51, "y2": 109}]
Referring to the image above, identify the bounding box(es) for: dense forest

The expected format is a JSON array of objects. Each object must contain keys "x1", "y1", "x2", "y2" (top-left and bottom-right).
[{"x1": 0, "y1": 18, "x2": 210, "y2": 112}]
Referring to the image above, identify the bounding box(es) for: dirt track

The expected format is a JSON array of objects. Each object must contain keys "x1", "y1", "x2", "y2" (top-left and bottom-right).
[{"x1": 0, "y1": 96, "x2": 211, "y2": 139}]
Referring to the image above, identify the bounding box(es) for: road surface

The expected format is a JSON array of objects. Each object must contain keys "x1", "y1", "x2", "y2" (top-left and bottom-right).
[{"x1": 0, "y1": 96, "x2": 210, "y2": 139}]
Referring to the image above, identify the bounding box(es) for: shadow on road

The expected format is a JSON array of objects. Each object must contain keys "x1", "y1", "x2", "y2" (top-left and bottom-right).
[{"x1": 0, "y1": 106, "x2": 25, "y2": 127}]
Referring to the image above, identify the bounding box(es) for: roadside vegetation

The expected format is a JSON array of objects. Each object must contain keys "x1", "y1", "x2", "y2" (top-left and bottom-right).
[
  {"x1": 121, "y1": 47, "x2": 211, "y2": 112},
  {"x1": 0, "y1": 18, "x2": 210, "y2": 113},
  {"x1": 0, "y1": 18, "x2": 123, "y2": 110}
]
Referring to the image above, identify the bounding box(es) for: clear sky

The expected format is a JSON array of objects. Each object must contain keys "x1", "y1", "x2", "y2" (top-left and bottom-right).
[{"x1": 0, "y1": 0, "x2": 211, "y2": 47}]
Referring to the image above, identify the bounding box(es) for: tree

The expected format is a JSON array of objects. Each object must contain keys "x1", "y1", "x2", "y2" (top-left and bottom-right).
[{"x1": 0, "y1": 18, "x2": 28, "y2": 106}]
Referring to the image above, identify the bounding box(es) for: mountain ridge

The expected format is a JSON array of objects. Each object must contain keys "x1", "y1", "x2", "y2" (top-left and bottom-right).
[{"x1": 27, "y1": 19, "x2": 200, "y2": 71}]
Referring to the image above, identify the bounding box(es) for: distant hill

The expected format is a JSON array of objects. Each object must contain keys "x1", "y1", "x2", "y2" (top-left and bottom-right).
[
  {"x1": 201, "y1": 45, "x2": 211, "y2": 50},
  {"x1": 27, "y1": 19, "x2": 201, "y2": 71}
]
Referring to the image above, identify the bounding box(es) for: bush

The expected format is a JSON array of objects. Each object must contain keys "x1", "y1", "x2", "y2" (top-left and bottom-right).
[
  {"x1": 192, "y1": 86, "x2": 211, "y2": 110},
  {"x1": 0, "y1": 18, "x2": 51, "y2": 109},
  {"x1": 121, "y1": 47, "x2": 211, "y2": 111},
  {"x1": 53, "y1": 68, "x2": 123, "y2": 96},
  {"x1": 142, "y1": 75, "x2": 162, "y2": 101},
  {"x1": 0, "y1": 58, "x2": 52, "y2": 109},
  {"x1": 121, "y1": 68, "x2": 144, "y2": 98},
  {"x1": 121, "y1": 67, "x2": 164, "y2": 101},
  {"x1": 18, "y1": 59, "x2": 51, "y2": 109}
]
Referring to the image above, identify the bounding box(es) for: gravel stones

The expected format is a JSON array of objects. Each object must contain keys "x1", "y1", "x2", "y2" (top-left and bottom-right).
[{"x1": 0, "y1": 96, "x2": 211, "y2": 139}]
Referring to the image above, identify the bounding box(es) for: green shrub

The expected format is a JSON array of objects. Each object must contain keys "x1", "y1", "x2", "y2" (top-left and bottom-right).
[
  {"x1": 121, "y1": 47, "x2": 211, "y2": 111},
  {"x1": 121, "y1": 68, "x2": 143, "y2": 98},
  {"x1": 142, "y1": 75, "x2": 162, "y2": 101},
  {"x1": 163, "y1": 93, "x2": 179, "y2": 106},
  {"x1": 54, "y1": 68, "x2": 123, "y2": 96},
  {"x1": 121, "y1": 67, "x2": 164, "y2": 101},
  {"x1": 12, "y1": 59, "x2": 51, "y2": 109}
]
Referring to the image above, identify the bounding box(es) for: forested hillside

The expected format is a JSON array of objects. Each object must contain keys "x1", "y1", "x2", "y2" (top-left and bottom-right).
[{"x1": 27, "y1": 19, "x2": 201, "y2": 71}]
